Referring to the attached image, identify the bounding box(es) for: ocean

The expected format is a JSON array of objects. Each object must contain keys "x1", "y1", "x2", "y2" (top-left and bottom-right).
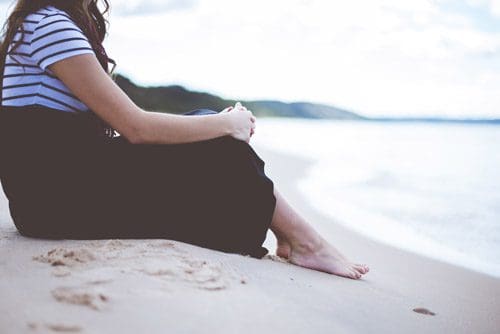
[{"x1": 252, "y1": 118, "x2": 500, "y2": 277}]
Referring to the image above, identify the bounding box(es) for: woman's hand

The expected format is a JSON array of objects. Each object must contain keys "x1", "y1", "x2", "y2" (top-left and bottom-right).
[
  {"x1": 234, "y1": 102, "x2": 256, "y2": 137},
  {"x1": 220, "y1": 102, "x2": 256, "y2": 143}
]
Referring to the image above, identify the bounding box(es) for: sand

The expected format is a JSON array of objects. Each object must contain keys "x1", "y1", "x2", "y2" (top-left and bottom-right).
[{"x1": 1, "y1": 145, "x2": 499, "y2": 334}]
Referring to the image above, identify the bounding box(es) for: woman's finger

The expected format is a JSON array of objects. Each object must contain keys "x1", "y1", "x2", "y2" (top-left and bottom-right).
[{"x1": 235, "y1": 102, "x2": 249, "y2": 112}]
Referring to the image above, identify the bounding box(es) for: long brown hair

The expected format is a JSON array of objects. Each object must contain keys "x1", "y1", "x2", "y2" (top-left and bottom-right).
[{"x1": 0, "y1": 0, "x2": 115, "y2": 73}]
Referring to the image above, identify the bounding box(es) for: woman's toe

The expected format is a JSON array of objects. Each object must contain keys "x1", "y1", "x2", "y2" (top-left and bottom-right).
[
  {"x1": 355, "y1": 263, "x2": 369, "y2": 274},
  {"x1": 352, "y1": 265, "x2": 365, "y2": 275},
  {"x1": 348, "y1": 269, "x2": 361, "y2": 279}
]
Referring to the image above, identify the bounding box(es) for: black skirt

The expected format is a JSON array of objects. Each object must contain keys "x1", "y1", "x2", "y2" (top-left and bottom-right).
[{"x1": 0, "y1": 105, "x2": 277, "y2": 258}]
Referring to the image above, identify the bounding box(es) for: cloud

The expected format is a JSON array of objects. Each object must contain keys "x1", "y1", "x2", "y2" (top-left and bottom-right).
[
  {"x1": 465, "y1": 0, "x2": 500, "y2": 16},
  {"x1": 110, "y1": 0, "x2": 199, "y2": 16},
  {"x1": 487, "y1": 0, "x2": 500, "y2": 16},
  {"x1": 100, "y1": 0, "x2": 500, "y2": 117},
  {"x1": 1, "y1": 0, "x2": 498, "y2": 116}
]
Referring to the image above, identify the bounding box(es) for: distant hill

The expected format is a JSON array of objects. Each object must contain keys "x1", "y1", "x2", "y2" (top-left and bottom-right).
[
  {"x1": 113, "y1": 74, "x2": 363, "y2": 119},
  {"x1": 245, "y1": 101, "x2": 362, "y2": 119}
]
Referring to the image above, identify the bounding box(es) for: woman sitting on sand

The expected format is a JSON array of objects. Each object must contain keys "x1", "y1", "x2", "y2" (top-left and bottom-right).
[{"x1": 0, "y1": 0, "x2": 368, "y2": 279}]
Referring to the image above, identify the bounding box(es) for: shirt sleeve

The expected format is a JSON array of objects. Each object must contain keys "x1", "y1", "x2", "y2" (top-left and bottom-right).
[{"x1": 30, "y1": 13, "x2": 96, "y2": 70}]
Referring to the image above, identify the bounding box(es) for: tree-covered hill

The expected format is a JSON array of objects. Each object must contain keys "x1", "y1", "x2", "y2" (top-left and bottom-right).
[{"x1": 114, "y1": 74, "x2": 363, "y2": 119}]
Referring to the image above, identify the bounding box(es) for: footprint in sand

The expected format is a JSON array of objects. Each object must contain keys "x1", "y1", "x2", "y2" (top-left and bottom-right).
[
  {"x1": 51, "y1": 286, "x2": 109, "y2": 311},
  {"x1": 139, "y1": 255, "x2": 234, "y2": 291},
  {"x1": 140, "y1": 268, "x2": 177, "y2": 277},
  {"x1": 28, "y1": 322, "x2": 82, "y2": 332},
  {"x1": 179, "y1": 257, "x2": 233, "y2": 290},
  {"x1": 52, "y1": 267, "x2": 72, "y2": 277},
  {"x1": 144, "y1": 240, "x2": 189, "y2": 256},
  {"x1": 33, "y1": 248, "x2": 96, "y2": 267},
  {"x1": 34, "y1": 241, "x2": 244, "y2": 294},
  {"x1": 413, "y1": 307, "x2": 436, "y2": 316},
  {"x1": 86, "y1": 279, "x2": 114, "y2": 285},
  {"x1": 46, "y1": 324, "x2": 82, "y2": 332}
]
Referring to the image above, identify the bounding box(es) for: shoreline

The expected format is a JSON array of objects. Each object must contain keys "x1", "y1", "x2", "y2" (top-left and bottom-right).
[
  {"x1": 256, "y1": 142, "x2": 500, "y2": 279},
  {"x1": 1, "y1": 145, "x2": 499, "y2": 333}
]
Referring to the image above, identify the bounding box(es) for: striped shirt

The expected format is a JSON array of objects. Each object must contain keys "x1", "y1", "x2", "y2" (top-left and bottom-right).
[{"x1": 1, "y1": 5, "x2": 95, "y2": 113}]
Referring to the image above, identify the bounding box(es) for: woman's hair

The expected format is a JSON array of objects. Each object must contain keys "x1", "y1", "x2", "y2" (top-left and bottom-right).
[{"x1": 0, "y1": 0, "x2": 115, "y2": 73}]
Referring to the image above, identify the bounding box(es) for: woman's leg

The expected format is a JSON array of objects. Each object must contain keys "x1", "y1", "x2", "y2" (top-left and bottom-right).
[
  {"x1": 147, "y1": 108, "x2": 368, "y2": 278},
  {"x1": 269, "y1": 187, "x2": 369, "y2": 279}
]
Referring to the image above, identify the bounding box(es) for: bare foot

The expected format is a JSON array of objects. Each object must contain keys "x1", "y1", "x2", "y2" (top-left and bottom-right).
[
  {"x1": 288, "y1": 236, "x2": 369, "y2": 280},
  {"x1": 276, "y1": 238, "x2": 291, "y2": 259}
]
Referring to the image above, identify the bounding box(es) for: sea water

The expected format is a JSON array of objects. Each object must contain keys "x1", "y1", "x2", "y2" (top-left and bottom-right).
[{"x1": 251, "y1": 118, "x2": 500, "y2": 277}]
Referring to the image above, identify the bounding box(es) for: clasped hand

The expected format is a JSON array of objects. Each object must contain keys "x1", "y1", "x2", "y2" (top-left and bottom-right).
[{"x1": 220, "y1": 102, "x2": 256, "y2": 143}]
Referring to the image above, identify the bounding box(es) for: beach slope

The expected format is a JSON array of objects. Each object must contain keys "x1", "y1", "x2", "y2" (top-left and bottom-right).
[{"x1": 1, "y1": 146, "x2": 499, "y2": 334}]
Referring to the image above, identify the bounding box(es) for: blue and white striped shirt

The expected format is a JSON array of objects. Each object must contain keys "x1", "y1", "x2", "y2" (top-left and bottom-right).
[{"x1": 1, "y1": 5, "x2": 95, "y2": 112}]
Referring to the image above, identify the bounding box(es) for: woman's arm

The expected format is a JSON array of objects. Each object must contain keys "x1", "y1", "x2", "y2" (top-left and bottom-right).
[{"x1": 48, "y1": 54, "x2": 248, "y2": 144}]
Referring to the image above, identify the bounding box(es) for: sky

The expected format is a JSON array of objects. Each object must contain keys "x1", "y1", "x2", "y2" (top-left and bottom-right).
[{"x1": 1, "y1": 0, "x2": 499, "y2": 118}]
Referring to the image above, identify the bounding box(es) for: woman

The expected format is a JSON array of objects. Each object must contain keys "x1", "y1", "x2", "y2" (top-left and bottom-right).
[{"x1": 0, "y1": 0, "x2": 368, "y2": 279}]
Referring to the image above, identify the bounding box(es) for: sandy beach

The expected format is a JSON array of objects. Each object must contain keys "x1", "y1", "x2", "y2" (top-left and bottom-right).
[{"x1": 1, "y1": 144, "x2": 499, "y2": 334}]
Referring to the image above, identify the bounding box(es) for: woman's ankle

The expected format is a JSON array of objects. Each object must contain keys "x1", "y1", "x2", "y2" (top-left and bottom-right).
[
  {"x1": 277, "y1": 222, "x2": 324, "y2": 255},
  {"x1": 290, "y1": 232, "x2": 323, "y2": 255}
]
